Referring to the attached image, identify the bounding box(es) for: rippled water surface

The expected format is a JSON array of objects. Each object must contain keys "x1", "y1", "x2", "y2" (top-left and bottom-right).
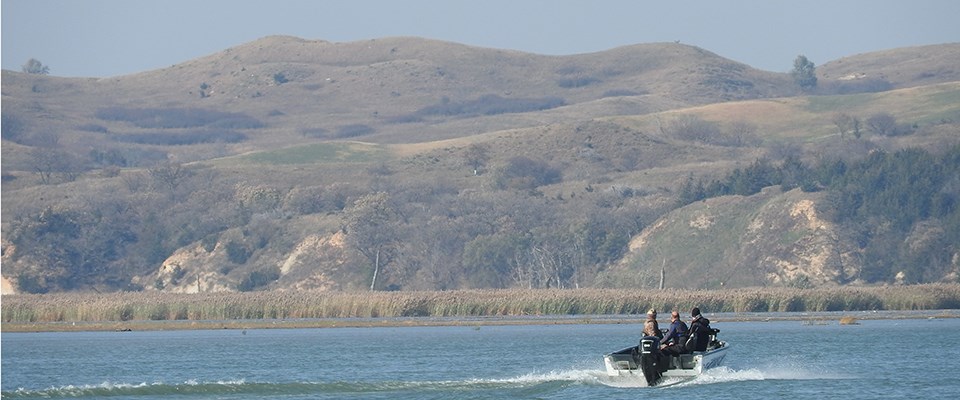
[{"x1": 3, "y1": 314, "x2": 959, "y2": 399}]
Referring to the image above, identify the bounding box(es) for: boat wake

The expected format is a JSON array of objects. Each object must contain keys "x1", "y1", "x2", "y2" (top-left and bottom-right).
[
  {"x1": 1, "y1": 364, "x2": 850, "y2": 398},
  {"x1": 596, "y1": 361, "x2": 853, "y2": 389},
  {"x1": 670, "y1": 363, "x2": 852, "y2": 388},
  {"x1": 0, "y1": 371, "x2": 607, "y2": 398}
]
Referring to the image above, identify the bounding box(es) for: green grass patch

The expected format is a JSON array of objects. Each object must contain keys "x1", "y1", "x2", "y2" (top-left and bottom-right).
[
  {"x1": 927, "y1": 86, "x2": 960, "y2": 106},
  {"x1": 912, "y1": 87, "x2": 960, "y2": 124},
  {"x1": 804, "y1": 93, "x2": 875, "y2": 113},
  {"x1": 234, "y1": 142, "x2": 387, "y2": 165}
]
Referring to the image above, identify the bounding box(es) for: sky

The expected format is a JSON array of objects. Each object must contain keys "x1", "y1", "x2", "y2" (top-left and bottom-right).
[{"x1": 2, "y1": 0, "x2": 959, "y2": 78}]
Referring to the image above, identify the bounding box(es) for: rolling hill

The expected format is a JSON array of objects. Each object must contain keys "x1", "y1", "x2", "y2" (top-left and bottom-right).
[{"x1": 2, "y1": 37, "x2": 959, "y2": 294}]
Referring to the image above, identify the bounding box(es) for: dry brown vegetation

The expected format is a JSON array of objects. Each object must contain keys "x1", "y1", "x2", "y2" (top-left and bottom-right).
[
  {"x1": 3, "y1": 38, "x2": 960, "y2": 296},
  {"x1": 3, "y1": 284, "x2": 958, "y2": 330}
]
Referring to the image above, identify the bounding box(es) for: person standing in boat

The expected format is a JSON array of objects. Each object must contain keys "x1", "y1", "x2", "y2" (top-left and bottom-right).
[
  {"x1": 685, "y1": 307, "x2": 712, "y2": 352},
  {"x1": 642, "y1": 309, "x2": 663, "y2": 340},
  {"x1": 660, "y1": 310, "x2": 689, "y2": 356}
]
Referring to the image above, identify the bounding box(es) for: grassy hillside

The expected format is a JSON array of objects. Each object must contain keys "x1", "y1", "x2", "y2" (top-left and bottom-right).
[{"x1": 2, "y1": 38, "x2": 959, "y2": 294}]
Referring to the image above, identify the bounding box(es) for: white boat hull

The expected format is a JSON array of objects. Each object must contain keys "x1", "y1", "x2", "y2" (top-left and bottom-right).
[{"x1": 603, "y1": 344, "x2": 729, "y2": 378}]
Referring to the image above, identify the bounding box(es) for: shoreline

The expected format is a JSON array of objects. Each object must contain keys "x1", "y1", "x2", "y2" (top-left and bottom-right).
[{"x1": 4, "y1": 309, "x2": 958, "y2": 333}]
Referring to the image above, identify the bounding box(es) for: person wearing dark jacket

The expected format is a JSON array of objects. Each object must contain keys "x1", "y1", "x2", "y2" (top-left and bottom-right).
[
  {"x1": 660, "y1": 310, "x2": 689, "y2": 356},
  {"x1": 686, "y1": 307, "x2": 712, "y2": 352}
]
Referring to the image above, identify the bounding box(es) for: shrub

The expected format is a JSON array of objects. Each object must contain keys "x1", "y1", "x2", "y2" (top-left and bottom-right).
[
  {"x1": 77, "y1": 123, "x2": 108, "y2": 133},
  {"x1": 225, "y1": 241, "x2": 251, "y2": 264},
  {"x1": 95, "y1": 107, "x2": 263, "y2": 129},
  {"x1": 201, "y1": 234, "x2": 219, "y2": 252},
  {"x1": 411, "y1": 95, "x2": 565, "y2": 118},
  {"x1": 866, "y1": 112, "x2": 913, "y2": 136},
  {"x1": 557, "y1": 76, "x2": 600, "y2": 88},
  {"x1": 1, "y1": 113, "x2": 27, "y2": 142},
  {"x1": 494, "y1": 156, "x2": 562, "y2": 190},
  {"x1": 111, "y1": 130, "x2": 248, "y2": 146},
  {"x1": 669, "y1": 115, "x2": 721, "y2": 143},
  {"x1": 301, "y1": 128, "x2": 329, "y2": 138},
  {"x1": 334, "y1": 124, "x2": 374, "y2": 138},
  {"x1": 601, "y1": 89, "x2": 646, "y2": 98},
  {"x1": 238, "y1": 268, "x2": 280, "y2": 291},
  {"x1": 89, "y1": 148, "x2": 128, "y2": 167}
]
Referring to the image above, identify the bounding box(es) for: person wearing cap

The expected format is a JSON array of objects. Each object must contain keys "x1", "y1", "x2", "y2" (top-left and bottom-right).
[
  {"x1": 642, "y1": 308, "x2": 663, "y2": 339},
  {"x1": 660, "y1": 310, "x2": 689, "y2": 356},
  {"x1": 686, "y1": 307, "x2": 712, "y2": 352}
]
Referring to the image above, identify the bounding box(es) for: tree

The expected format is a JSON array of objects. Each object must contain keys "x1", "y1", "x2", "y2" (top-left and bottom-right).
[
  {"x1": 791, "y1": 55, "x2": 817, "y2": 91},
  {"x1": 669, "y1": 114, "x2": 720, "y2": 143},
  {"x1": 831, "y1": 113, "x2": 860, "y2": 142},
  {"x1": 494, "y1": 156, "x2": 562, "y2": 190},
  {"x1": 22, "y1": 58, "x2": 50, "y2": 75},
  {"x1": 343, "y1": 192, "x2": 399, "y2": 290},
  {"x1": 866, "y1": 112, "x2": 898, "y2": 136},
  {"x1": 726, "y1": 120, "x2": 761, "y2": 147},
  {"x1": 463, "y1": 143, "x2": 491, "y2": 175},
  {"x1": 462, "y1": 233, "x2": 524, "y2": 288},
  {"x1": 1, "y1": 113, "x2": 27, "y2": 142},
  {"x1": 29, "y1": 148, "x2": 84, "y2": 184},
  {"x1": 149, "y1": 162, "x2": 193, "y2": 201}
]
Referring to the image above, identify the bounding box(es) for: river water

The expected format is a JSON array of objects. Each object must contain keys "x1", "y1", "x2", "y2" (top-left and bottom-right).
[{"x1": 3, "y1": 314, "x2": 959, "y2": 399}]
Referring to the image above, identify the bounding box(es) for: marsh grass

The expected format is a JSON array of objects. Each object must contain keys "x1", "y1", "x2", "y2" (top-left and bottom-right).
[{"x1": 3, "y1": 284, "x2": 959, "y2": 326}]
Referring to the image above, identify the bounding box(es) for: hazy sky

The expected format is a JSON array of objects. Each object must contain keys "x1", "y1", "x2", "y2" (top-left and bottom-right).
[{"x1": 3, "y1": 0, "x2": 959, "y2": 78}]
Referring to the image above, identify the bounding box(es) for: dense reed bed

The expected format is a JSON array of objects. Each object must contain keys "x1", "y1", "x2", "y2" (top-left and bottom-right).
[{"x1": 3, "y1": 284, "x2": 959, "y2": 326}]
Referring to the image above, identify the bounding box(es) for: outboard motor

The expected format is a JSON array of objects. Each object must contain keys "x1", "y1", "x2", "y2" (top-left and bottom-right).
[
  {"x1": 638, "y1": 336, "x2": 663, "y2": 386},
  {"x1": 708, "y1": 328, "x2": 722, "y2": 350}
]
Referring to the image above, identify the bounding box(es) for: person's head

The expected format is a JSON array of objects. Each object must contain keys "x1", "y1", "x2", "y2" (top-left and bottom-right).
[
  {"x1": 671, "y1": 311, "x2": 680, "y2": 321},
  {"x1": 691, "y1": 307, "x2": 701, "y2": 318},
  {"x1": 647, "y1": 308, "x2": 657, "y2": 319}
]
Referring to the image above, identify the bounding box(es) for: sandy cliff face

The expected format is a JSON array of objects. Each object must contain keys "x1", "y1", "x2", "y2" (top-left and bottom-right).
[
  {"x1": 748, "y1": 196, "x2": 859, "y2": 286},
  {"x1": 611, "y1": 188, "x2": 862, "y2": 289},
  {"x1": 136, "y1": 231, "x2": 349, "y2": 293},
  {"x1": 1, "y1": 276, "x2": 16, "y2": 295}
]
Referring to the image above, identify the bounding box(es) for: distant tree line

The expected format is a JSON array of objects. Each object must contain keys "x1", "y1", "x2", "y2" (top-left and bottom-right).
[
  {"x1": 111, "y1": 129, "x2": 248, "y2": 146},
  {"x1": 95, "y1": 107, "x2": 263, "y2": 129},
  {"x1": 388, "y1": 94, "x2": 565, "y2": 123}
]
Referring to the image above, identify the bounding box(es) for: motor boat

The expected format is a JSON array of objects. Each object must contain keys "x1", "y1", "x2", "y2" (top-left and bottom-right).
[{"x1": 603, "y1": 328, "x2": 729, "y2": 386}]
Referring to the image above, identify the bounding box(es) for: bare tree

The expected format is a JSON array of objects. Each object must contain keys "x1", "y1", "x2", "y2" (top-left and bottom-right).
[
  {"x1": 831, "y1": 113, "x2": 860, "y2": 143},
  {"x1": 866, "y1": 112, "x2": 898, "y2": 136},
  {"x1": 149, "y1": 162, "x2": 193, "y2": 201},
  {"x1": 727, "y1": 120, "x2": 761, "y2": 147},
  {"x1": 669, "y1": 115, "x2": 720, "y2": 143},
  {"x1": 29, "y1": 149, "x2": 83, "y2": 184}
]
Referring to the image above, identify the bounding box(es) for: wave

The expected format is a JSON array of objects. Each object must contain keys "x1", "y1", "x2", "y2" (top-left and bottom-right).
[
  {"x1": 595, "y1": 360, "x2": 854, "y2": 389},
  {"x1": 0, "y1": 372, "x2": 600, "y2": 398},
  {"x1": 1, "y1": 364, "x2": 851, "y2": 397},
  {"x1": 669, "y1": 363, "x2": 854, "y2": 388},
  {"x1": 0, "y1": 380, "x2": 320, "y2": 398}
]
